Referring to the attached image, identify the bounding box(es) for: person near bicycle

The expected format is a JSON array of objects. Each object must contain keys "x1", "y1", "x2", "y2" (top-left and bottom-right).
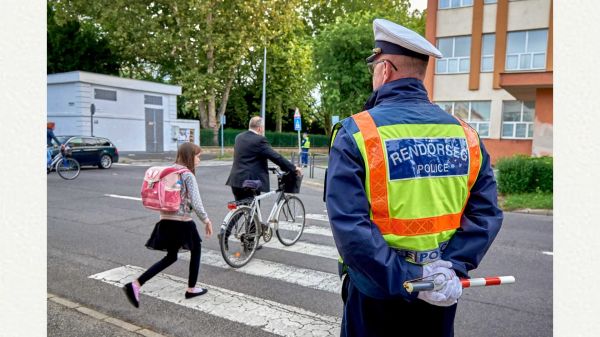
[
  {"x1": 47, "y1": 122, "x2": 62, "y2": 168},
  {"x1": 325, "y1": 19, "x2": 503, "y2": 337},
  {"x1": 224, "y1": 116, "x2": 301, "y2": 246},
  {"x1": 123, "y1": 142, "x2": 213, "y2": 308}
]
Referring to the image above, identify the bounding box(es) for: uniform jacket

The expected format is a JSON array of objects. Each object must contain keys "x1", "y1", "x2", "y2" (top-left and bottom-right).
[
  {"x1": 326, "y1": 78, "x2": 504, "y2": 301},
  {"x1": 226, "y1": 130, "x2": 296, "y2": 192}
]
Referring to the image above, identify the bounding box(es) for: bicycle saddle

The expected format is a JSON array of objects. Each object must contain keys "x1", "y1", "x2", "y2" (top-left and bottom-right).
[{"x1": 242, "y1": 180, "x2": 262, "y2": 190}]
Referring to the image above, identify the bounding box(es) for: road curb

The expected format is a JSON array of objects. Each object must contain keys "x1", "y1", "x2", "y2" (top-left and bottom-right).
[
  {"x1": 508, "y1": 209, "x2": 553, "y2": 216},
  {"x1": 48, "y1": 293, "x2": 169, "y2": 337}
]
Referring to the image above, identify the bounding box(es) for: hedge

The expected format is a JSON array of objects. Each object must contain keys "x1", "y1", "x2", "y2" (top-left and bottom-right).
[
  {"x1": 200, "y1": 129, "x2": 330, "y2": 147},
  {"x1": 496, "y1": 155, "x2": 553, "y2": 194}
]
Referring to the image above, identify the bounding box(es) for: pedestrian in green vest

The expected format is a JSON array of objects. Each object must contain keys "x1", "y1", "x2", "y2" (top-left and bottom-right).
[{"x1": 301, "y1": 132, "x2": 310, "y2": 167}]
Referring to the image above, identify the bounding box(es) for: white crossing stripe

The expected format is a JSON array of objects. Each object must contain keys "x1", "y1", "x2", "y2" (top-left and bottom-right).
[
  {"x1": 104, "y1": 194, "x2": 334, "y2": 237},
  {"x1": 104, "y1": 194, "x2": 142, "y2": 201},
  {"x1": 180, "y1": 250, "x2": 341, "y2": 293},
  {"x1": 90, "y1": 265, "x2": 341, "y2": 336},
  {"x1": 278, "y1": 222, "x2": 333, "y2": 237},
  {"x1": 304, "y1": 214, "x2": 330, "y2": 222},
  {"x1": 542, "y1": 251, "x2": 553, "y2": 256},
  {"x1": 263, "y1": 239, "x2": 338, "y2": 260}
]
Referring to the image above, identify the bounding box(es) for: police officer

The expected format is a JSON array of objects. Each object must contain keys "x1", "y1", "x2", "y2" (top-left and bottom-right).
[
  {"x1": 301, "y1": 132, "x2": 310, "y2": 167},
  {"x1": 325, "y1": 19, "x2": 503, "y2": 337}
]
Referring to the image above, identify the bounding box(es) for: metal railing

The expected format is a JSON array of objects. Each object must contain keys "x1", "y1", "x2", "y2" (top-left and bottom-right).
[{"x1": 290, "y1": 152, "x2": 329, "y2": 179}]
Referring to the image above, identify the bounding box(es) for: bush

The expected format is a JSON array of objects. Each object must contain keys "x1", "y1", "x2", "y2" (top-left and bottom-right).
[
  {"x1": 496, "y1": 155, "x2": 553, "y2": 194},
  {"x1": 200, "y1": 129, "x2": 330, "y2": 147}
]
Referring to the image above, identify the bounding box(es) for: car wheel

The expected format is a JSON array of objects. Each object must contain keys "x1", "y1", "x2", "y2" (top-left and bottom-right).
[{"x1": 99, "y1": 154, "x2": 113, "y2": 169}]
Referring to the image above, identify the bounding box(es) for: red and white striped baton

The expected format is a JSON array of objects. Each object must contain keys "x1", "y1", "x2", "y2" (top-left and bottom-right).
[{"x1": 404, "y1": 276, "x2": 515, "y2": 293}]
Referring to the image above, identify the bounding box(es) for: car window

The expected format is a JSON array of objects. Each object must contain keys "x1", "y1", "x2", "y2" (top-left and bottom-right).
[
  {"x1": 68, "y1": 138, "x2": 84, "y2": 148},
  {"x1": 97, "y1": 138, "x2": 112, "y2": 147},
  {"x1": 83, "y1": 138, "x2": 98, "y2": 147}
]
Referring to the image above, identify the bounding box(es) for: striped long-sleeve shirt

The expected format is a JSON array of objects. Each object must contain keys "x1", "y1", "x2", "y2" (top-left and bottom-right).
[{"x1": 159, "y1": 164, "x2": 209, "y2": 223}]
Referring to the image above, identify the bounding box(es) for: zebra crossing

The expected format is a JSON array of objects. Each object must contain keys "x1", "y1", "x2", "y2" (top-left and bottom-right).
[{"x1": 89, "y1": 200, "x2": 343, "y2": 337}]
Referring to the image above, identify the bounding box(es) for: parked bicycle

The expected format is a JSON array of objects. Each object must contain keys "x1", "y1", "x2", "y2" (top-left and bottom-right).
[
  {"x1": 47, "y1": 145, "x2": 80, "y2": 180},
  {"x1": 219, "y1": 167, "x2": 305, "y2": 268}
]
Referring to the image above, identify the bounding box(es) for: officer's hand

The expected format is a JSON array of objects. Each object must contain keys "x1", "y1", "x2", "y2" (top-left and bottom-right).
[
  {"x1": 417, "y1": 260, "x2": 462, "y2": 307},
  {"x1": 295, "y1": 166, "x2": 303, "y2": 176}
]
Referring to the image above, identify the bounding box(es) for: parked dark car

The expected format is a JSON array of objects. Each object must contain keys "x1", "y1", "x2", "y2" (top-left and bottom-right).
[{"x1": 51, "y1": 136, "x2": 119, "y2": 169}]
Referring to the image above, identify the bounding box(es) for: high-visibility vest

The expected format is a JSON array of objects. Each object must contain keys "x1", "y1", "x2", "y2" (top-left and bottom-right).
[
  {"x1": 302, "y1": 137, "x2": 311, "y2": 149},
  {"x1": 336, "y1": 110, "x2": 482, "y2": 265}
]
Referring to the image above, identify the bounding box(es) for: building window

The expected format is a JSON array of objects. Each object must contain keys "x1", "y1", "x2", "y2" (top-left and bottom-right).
[
  {"x1": 439, "y1": 0, "x2": 473, "y2": 9},
  {"x1": 481, "y1": 34, "x2": 495, "y2": 72},
  {"x1": 144, "y1": 95, "x2": 163, "y2": 105},
  {"x1": 506, "y1": 29, "x2": 548, "y2": 71},
  {"x1": 94, "y1": 88, "x2": 117, "y2": 101},
  {"x1": 484, "y1": 0, "x2": 497, "y2": 3},
  {"x1": 436, "y1": 36, "x2": 471, "y2": 74},
  {"x1": 436, "y1": 101, "x2": 491, "y2": 137},
  {"x1": 501, "y1": 101, "x2": 535, "y2": 139}
]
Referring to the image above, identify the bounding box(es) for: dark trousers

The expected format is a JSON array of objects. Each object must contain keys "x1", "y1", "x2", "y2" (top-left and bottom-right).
[
  {"x1": 231, "y1": 186, "x2": 260, "y2": 201},
  {"x1": 341, "y1": 275, "x2": 457, "y2": 337},
  {"x1": 301, "y1": 148, "x2": 309, "y2": 166},
  {"x1": 138, "y1": 245, "x2": 201, "y2": 288}
]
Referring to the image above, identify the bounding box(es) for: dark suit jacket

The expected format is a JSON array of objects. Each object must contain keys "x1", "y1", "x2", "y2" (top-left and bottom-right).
[{"x1": 226, "y1": 130, "x2": 296, "y2": 192}]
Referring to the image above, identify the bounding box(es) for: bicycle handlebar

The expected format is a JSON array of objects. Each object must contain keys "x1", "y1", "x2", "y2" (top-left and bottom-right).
[{"x1": 404, "y1": 276, "x2": 515, "y2": 293}]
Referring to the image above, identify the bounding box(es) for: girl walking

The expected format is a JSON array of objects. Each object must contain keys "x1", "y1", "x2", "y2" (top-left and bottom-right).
[{"x1": 124, "y1": 142, "x2": 213, "y2": 308}]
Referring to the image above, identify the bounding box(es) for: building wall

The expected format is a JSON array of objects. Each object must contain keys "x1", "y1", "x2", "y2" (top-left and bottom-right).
[
  {"x1": 47, "y1": 74, "x2": 197, "y2": 152},
  {"x1": 428, "y1": 0, "x2": 553, "y2": 162}
]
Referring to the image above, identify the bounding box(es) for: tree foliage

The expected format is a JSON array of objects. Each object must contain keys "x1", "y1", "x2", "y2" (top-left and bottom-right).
[{"x1": 47, "y1": 4, "x2": 120, "y2": 74}]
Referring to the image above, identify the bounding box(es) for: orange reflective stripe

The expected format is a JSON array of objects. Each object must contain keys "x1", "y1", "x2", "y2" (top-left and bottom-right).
[
  {"x1": 387, "y1": 212, "x2": 463, "y2": 236},
  {"x1": 351, "y1": 111, "x2": 390, "y2": 226},
  {"x1": 454, "y1": 117, "x2": 481, "y2": 190}
]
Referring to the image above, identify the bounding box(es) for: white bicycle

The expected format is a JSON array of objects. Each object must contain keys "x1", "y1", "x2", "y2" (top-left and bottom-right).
[{"x1": 219, "y1": 167, "x2": 305, "y2": 268}]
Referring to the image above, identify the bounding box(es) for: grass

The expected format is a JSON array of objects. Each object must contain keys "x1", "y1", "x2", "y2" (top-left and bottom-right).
[{"x1": 499, "y1": 192, "x2": 553, "y2": 211}]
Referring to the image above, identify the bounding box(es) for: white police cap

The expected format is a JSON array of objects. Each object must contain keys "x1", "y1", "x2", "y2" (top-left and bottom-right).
[{"x1": 366, "y1": 18, "x2": 443, "y2": 63}]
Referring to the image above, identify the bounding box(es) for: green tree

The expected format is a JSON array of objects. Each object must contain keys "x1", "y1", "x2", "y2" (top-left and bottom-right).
[
  {"x1": 312, "y1": 7, "x2": 425, "y2": 133},
  {"x1": 47, "y1": 4, "x2": 120, "y2": 74}
]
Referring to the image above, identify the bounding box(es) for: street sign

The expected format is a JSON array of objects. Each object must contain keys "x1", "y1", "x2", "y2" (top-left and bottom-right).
[
  {"x1": 294, "y1": 118, "x2": 302, "y2": 131},
  {"x1": 220, "y1": 114, "x2": 226, "y2": 125},
  {"x1": 294, "y1": 107, "x2": 301, "y2": 131}
]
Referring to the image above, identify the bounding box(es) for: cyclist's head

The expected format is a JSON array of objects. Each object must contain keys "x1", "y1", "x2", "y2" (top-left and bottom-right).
[
  {"x1": 47, "y1": 122, "x2": 55, "y2": 129},
  {"x1": 176, "y1": 142, "x2": 202, "y2": 172},
  {"x1": 249, "y1": 116, "x2": 263, "y2": 135}
]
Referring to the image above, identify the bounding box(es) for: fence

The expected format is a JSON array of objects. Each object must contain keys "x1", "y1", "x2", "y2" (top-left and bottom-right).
[{"x1": 200, "y1": 129, "x2": 330, "y2": 147}]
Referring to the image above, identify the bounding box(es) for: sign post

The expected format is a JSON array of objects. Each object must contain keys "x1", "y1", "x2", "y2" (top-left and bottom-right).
[
  {"x1": 294, "y1": 108, "x2": 302, "y2": 165},
  {"x1": 90, "y1": 103, "x2": 96, "y2": 136},
  {"x1": 220, "y1": 114, "x2": 226, "y2": 157}
]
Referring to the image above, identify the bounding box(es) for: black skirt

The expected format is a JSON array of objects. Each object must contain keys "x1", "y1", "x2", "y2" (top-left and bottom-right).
[{"x1": 145, "y1": 219, "x2": 202, "y2": 252}]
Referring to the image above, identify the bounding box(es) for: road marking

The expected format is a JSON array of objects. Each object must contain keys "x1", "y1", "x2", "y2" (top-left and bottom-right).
[
  {"x1": 542, "y1": 251, "x2": 553, "y2": 256},
  {"x1": 90, "y1": 265, "x2": 341, "y2": 337},
  {"x1": 304, "y1": 214, "x2": 329, "y2": 222},
  {"x1": 104, "y1": 194, "x2": 334, "y2": 238},
  {"x1": 105, "y1": 194, "x2": 142, "y2": 201},
  {"x1": 263, "y1": 239, "x2": 338, "y2": 260},
  {"x1": 180, "y1": 250, "x2": 341, "y2": 293}
]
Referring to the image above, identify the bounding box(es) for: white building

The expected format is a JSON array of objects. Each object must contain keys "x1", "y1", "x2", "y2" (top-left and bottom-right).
[{"x1": 47, "y1": 71, "x2": 199, "y2": 152}]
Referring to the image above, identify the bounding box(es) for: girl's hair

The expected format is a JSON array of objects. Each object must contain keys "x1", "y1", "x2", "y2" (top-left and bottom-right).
[{"x1": 175, "y1": 142, "x2": 202, "y2": 173}]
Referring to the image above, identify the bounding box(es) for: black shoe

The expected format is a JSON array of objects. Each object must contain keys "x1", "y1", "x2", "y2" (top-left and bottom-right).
[
  {"x1": 256, "y1": 244, "x2": 263, "y2": 250},
  {"x1": 123, "y1": 283, "x2": 139, "y2": 308},
  {"x1": 185, "y1": 288, "x2": 208, "y2": 299}
]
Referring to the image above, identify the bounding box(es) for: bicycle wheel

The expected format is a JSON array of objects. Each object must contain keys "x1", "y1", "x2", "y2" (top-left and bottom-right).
[
  {"x1": 56, "y1": 158, "x2": 80, "y2": 180},
  {"x1": 220, "y1": 206, "x2": 260, "y2": 268},
  {"x1": 275, "y1": 195, "x2": 305, "y2": 246}
]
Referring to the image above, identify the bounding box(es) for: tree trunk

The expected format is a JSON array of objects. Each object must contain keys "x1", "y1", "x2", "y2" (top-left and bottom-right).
[
  {"x1": 275, "y1": 102, "x2": 282, "y2": 133},
  {"x1": 198, "y1": 100, "x2": 209, "y2": 129},
  {"x1": 217, "y1": 68, "x2": 236, "y2": 139}
]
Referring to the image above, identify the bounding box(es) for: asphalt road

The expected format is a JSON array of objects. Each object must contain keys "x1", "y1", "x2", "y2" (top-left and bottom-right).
[{"x1": 47, "y1": 162, "x2": 552, "y2": 337}]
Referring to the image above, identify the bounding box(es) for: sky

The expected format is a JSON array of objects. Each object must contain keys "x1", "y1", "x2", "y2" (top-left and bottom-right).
[{"x1": 410, "y1": 0, "x2": 428, "y2": 11}]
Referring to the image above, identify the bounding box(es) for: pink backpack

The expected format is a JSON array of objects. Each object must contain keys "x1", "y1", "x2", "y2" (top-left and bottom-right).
[{"x1": 141, "y1": 166, "x2": 190, "y2": 212}]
